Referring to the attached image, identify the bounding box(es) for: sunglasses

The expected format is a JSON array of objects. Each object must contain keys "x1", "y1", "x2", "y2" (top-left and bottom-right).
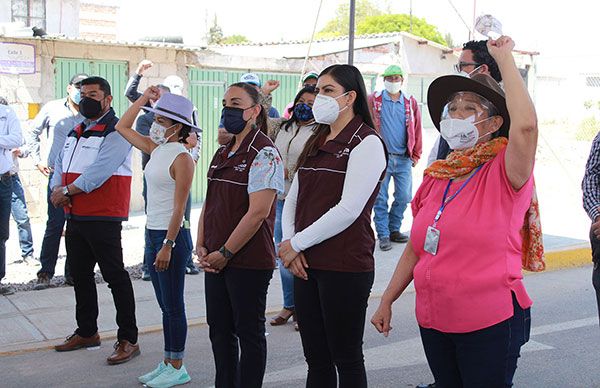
[{"x1": 454, "y1": 62, "x2": 481, "y2": 73}]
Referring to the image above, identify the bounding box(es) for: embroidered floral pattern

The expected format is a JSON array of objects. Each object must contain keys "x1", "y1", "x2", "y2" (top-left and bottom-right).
[{"x1": 248, "y1": 146, "x2": 285, "y2": 195}]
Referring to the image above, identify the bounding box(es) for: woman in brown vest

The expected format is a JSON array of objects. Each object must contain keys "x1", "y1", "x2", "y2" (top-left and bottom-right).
[
  {"x1": 278, "y1": 64, "x2": 387, "y2": 387},
  {"x1": 196, "y1": 82, "x2": 284, "y2": 388}
]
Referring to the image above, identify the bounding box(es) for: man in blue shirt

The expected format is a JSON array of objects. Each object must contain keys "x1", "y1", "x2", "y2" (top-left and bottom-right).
[{"x1": 369, "y1": 65, "x2": 423, "y2": 251}]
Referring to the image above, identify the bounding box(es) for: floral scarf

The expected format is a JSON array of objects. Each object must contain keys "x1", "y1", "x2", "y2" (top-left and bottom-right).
[{"x1": 425, "y1": 138, "x2": 545, "y2": 272}]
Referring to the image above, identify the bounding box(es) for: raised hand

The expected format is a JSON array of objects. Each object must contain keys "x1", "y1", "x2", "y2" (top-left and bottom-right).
[{"x1": 136, "y1": 60, "x2": 153, "y2": 75}]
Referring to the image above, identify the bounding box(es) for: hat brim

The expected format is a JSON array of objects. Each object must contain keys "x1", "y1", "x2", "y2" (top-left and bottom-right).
[
  {"x1": 427, "y1": 75, "x2": 510, "y2": 138},
  {"x1": 142, "y1": 106, "x2": 202, "y2": 132}
]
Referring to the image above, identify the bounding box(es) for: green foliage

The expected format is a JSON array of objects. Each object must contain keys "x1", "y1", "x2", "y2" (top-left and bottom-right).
[
  {"x1": 317, "y1": 0, "x2": 382, "y2": 38},
  {"x1": 356, "y1": 14, "x2": 447, "y2": 46},
  {"x1": 222, "y1": 35, "x2": 250, "y2": 45},
  {"x1": 207, "y1": 16, "x2": 224, "y2": 45}
]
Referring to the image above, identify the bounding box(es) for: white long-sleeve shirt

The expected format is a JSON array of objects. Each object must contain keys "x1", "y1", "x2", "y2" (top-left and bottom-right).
[
  {"x1": 282, "y1": 135, "x2": 386, "y2": 252},
  {"x1": 0, "y1": 105, "x2": 23, "y2": 174}
]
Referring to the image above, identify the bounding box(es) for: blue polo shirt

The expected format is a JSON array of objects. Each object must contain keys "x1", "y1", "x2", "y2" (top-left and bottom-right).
[{"x1": 380, "y1": 90, "x2": 407, "y2": 155}]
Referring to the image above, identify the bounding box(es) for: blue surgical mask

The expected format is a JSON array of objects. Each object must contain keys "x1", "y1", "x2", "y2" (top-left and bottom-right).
[
  {"x1": 221, "y1": 106, "x2": 255, "y2": 134},
  {"x1": 293, "y1": 103, "x2": 314, "y2": 122},
  {"x1": 69, "y1": 88, "x2": 81, "y2": 105}
]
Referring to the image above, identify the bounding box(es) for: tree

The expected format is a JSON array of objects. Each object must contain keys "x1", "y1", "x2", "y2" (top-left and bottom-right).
[
  {"x1": 317, "y1": 0, "x2": 382, "y2": 38},
  {"x1": 207, "y1": 15, "x2": 224, "y2": 45},
  {"x1": 356, "y1": 14, "x2": 448, "y2": 46},
  {"x1": 444, "y1": 33, "x2": 455, "y2": 49},
  {"x1": 222, "y1": 34, "x2": 250, "y2": 45}
]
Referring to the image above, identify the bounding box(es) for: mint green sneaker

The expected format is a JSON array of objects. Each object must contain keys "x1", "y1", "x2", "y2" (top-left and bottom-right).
[
  {"x1": 138, "y1": 361, "x2": 167, "y2": 384},
  {"x1": 146, "y1": 364, "x2": 191, "y2": 388}
]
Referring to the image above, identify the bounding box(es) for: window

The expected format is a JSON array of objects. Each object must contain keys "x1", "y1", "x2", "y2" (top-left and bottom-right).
[{"x1": 11, "y1": 0, "x2": 46, "y2": 30}]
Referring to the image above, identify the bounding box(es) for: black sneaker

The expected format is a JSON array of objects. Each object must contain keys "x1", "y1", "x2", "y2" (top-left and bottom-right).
[
  {"x1": 34, "y1": 273, "x2": 51, "y2": 290},
  {"x1": 142, "y1": 270, "x2": 151, "y2": 281},
  {"x1": 185, "y1": 265, "x2": 200, "y2": 275},
  {"x1": 0, "y1": 284, "x2": 15, "y2": 295},
  {"x1": 390, "y1": 231, "x2": 409, "y2": 243},
  {"x1": 379, "y1": 237, "x2": 393, "y2": 251},
  {"x1": 64, "y1": 276, "x2": 75, "y2": 286}
]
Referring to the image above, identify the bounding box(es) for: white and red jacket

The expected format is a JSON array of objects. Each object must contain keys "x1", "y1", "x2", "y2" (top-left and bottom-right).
[{"x1": 61, "y1": 109, "x2": 132, "y2": 221}]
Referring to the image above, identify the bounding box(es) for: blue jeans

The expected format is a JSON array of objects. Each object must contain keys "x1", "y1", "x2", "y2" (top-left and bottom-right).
[
  {"x1": 10, "y1": 174, "x2": 33, "y2": 258},
  {"x1": 274, "y1": 199, "x2": 294, "y2": 309},
  {"x1": 145, "y1": 228, "x2": 190, "y2": 360},
  {"x1": 143, "y1": 192, "x2": 194, "y2": 274},
  {"x1": 38, "y1": 172, "x2": 68, "y2": 278},
  {"x1": 419, "y1": 294, "x2": 531, "y2": 388},
  {"x1": 0, "y1": 174, "x2": 13, "y2": 280},
  {"x1": 373, "y1": 154, "x2": 413, "y2": 239}
]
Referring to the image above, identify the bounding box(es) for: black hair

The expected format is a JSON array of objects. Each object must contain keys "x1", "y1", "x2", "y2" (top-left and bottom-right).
[
  {"x1": 0, "y1": 97, "x2": 7, "y2": 105},
  {"x1": 159, "y1": 116, "x2": 191, "y2": 144},
  {"x1": 296, "y1": 64, "x2": 374, "y2": 170},
  {"x1": 282, "y1": 85, "x2": 318, "y2": 132},
  {"x1": 463, "y1": 40, "x2": 502, "y2": 82},
  {"x1": 227, "y1": 82, "x2": 268, "y2": 135},
  {"x1": 79, "y1": 76, "x2": 112, "y2": 96}
]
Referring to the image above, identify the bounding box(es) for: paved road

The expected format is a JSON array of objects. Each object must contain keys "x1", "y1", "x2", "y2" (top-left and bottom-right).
[{"x1": 2, "y1": 266, "x2": 599, "y2": 387}]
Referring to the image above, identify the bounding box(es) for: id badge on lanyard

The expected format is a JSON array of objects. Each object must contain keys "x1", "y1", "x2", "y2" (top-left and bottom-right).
[{"x1": 423, "y1": 165, "x2": 483, "y2": 255}]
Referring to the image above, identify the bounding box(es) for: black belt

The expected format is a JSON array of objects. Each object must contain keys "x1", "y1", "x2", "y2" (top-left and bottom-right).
[{"x1": 388, "y1": 152, "x2": 406, "y2": 156}]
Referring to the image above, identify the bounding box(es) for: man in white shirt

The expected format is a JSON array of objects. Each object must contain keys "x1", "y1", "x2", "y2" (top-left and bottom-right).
[{"x1": 0, "y1": 100, "x2": 24, "y2": 295}]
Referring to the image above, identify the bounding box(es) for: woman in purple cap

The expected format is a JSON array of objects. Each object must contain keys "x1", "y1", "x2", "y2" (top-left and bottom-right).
[{"x1": 115, "y1": 86, "x2": 199, "y2": 387}]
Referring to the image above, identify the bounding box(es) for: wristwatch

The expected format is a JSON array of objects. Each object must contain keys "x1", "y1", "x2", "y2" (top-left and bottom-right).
[
  {"x1": 219, "y1": 245, "x2": 234, "y2": 260},
  {"x1": 163, "y1": 238, "x2": 176, "y2": 248},
  {"x1": 62, "y1": 186, "x2": 70, "y2": 197}
]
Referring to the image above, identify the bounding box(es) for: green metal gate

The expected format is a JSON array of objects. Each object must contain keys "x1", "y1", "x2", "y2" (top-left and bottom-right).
[{"x1": 54, "y1": 58, "x2": 129, "y2": 117}]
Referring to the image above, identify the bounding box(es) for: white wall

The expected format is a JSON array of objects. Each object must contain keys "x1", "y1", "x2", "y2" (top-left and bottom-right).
[{"x1": 46, "y1": 0, "x2": 80, "y2": 36}]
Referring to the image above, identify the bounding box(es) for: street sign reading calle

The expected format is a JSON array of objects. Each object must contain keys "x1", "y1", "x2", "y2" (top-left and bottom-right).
[{"x1": 0, "y1": 42, "x2": 36, "y2": 75}]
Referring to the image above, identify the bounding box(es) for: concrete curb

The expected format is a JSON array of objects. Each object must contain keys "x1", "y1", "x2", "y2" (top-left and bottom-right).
[{"x1": 1, "y1": 245, "x2": 592, "y2": 357}]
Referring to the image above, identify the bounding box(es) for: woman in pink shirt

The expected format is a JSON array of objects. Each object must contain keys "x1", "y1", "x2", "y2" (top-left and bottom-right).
[{"x1": 371, "y1": 36, "x2": 543, "y2": 387}]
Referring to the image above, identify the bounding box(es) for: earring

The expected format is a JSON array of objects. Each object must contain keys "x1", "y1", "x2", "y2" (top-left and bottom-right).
[{"x1": 251, "y1": 123, "x2": 257, "y2": 130}]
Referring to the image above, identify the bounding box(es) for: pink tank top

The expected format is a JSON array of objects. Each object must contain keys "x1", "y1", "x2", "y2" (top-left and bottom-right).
[{"x1": 410, "y1": 148, "x2": 534, "y2": 333}]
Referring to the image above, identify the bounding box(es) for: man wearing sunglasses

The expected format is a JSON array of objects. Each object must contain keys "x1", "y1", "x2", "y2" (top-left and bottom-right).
[{"x1": 426, "y1": 40, "x2": 502, "y2": 166}]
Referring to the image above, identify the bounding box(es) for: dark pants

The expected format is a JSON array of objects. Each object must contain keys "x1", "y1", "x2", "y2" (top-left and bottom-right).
[
  {"x1": 294, "y1": 269, "x2": 374, "y2": 388},
  {"x1": 589, "y1": 229, "x2": 600, "y2": 323},
  {"x1": 66, "y1": 220, "x2": 138, "y2": 343},
  {"x1": 205, "y1": 267, "x2": 272, "y2": 388},
  {"x1": 0, "y1": 174, "x2": 12, "y2": 281},
  {"x1": 10, "y1": 174, "x2": 34, "y2": 258},
  {"x1": 419, "y1": 294, "x2": 531, "y2": 388},
  {"x1": 38, "y1": 174, "x2": 69, "y2": 278},
  {"x1": 146, "y1": 228, "x2": 189, "y2": 359}
]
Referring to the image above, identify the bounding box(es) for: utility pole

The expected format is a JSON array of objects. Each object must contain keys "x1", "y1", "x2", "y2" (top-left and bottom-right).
[
  {"x1": 410, "y1": 0, "x2": 413, "y2": 34},
  {"x1": 348, "y1": 0, "x2": 356, "y2": 65}
]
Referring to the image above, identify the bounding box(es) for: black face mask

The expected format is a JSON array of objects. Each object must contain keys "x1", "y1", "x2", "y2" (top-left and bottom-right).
[
  {"x1": 221, "y1": 106, "x2": 254, "y2": 135},
  {"x1": 79, "y1": 97, "x2": 104, "y2": 119}
]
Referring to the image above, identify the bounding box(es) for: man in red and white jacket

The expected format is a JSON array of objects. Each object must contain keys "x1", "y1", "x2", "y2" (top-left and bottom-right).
[
  {"x1": 368, "y1": 65, "x2": 422, "y2": 251},
  {"x1": 50, "y1": 76, "x2": 140, "y2": 365}
]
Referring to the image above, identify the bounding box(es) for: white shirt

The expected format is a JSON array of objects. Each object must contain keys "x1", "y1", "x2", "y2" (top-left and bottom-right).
[
  {"x1": 145, "y1": 142, "x2": 190, "y2": 230},
  {"x1": 0, "y1": 105, "x2": 23, "y2": 174},
  {"x1": 282, "y1": 135, "x2": 386, "y2": 252}
]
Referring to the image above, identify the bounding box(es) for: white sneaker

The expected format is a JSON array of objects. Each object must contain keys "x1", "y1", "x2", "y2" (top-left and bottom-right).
[
  {"x1": 138, "y1": 361, "x2": 167, "y2": 384},
  {"x1": 146, "y1": 364, "x2": 191, "y2": 388}
]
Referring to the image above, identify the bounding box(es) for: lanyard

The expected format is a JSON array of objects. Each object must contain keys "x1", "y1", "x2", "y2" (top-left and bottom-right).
[{"x1": 432, "y1": 165, "x2": 483, "y2": 227}]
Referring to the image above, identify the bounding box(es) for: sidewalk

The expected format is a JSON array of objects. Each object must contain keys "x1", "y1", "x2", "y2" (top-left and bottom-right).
[{"x1": 0, "y1": 228, "x2": 591, "y2": 355}]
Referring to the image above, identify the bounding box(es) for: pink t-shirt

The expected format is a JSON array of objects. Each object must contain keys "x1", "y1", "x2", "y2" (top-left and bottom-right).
[{"x1": 410, "y1": 148, "x2": 534, "y2": 333}]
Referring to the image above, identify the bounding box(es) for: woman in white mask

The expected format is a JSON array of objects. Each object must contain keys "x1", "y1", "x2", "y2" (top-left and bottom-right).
[
  {"x1": 115, "y1": 87, "x2": 200, "y2": 387},
  {"x1": 371, "y1": 36, "x2": 543, "y2": 387},
  {"x1": 278, "y1": 64, "x2": 386, "y2": 387}
]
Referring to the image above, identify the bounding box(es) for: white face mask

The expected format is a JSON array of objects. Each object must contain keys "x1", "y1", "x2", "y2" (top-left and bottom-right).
[
  {"x1": 149, "y1": 122, "x2": 177, "y2": 145},
  {"x1": 312, "y1": 92, "x2": 350, "y2": 125},
  {"x1": 384, "y1": 80, "x2": 402, "y2": 94},
  {"x1": 439, "y1": 117, "x2": 494, "y2": 150},
  {"x1": 457, "y1": 65, "x2": 484, "y2": 78}
]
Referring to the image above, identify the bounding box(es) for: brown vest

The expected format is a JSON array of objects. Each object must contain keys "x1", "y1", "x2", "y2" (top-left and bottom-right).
[
  {"x1": 204, "y1": 128, "x2": 276, "y2": 270},
  {"x1": 295, "y1": 116, "x2": 386, "y2": 272}
]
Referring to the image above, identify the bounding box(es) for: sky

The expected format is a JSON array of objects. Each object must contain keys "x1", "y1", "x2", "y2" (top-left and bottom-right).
[{"x1": 117, "y1": 0, "x2": 599, "y2": 73}]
